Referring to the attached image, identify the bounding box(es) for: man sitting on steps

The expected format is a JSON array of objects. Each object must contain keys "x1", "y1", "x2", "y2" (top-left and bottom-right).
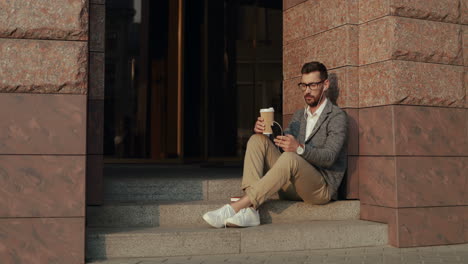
[{"x1": 203, "y1": 61, "x2": 348, "y2": 228}]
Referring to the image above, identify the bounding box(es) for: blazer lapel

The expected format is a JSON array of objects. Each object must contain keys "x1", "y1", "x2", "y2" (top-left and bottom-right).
[
  {"x1": 299, "y1": 111, "x2": 307, "y2": 144},
  {"x1": 305, "y1": 100, "x2": 333, "y2": 143}
]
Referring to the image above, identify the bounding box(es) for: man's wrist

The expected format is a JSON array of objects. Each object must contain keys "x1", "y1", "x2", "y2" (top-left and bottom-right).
[{"x1": 296, "y1": 144, "x2": 305, "y2": 155}]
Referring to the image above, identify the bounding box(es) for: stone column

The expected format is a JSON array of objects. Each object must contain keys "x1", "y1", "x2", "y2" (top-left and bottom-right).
[
  {"x1": 358, "y1": 0, "x2": 467, "y2": 247},
  {"x1": 283, "y1": 0, "x2": 360, "y2": 199},
  {"x1": 283, "y1": 0, "x2": 468, "y2": 247},
  {"x1": 0, "y1": 1, "x2": 88, "y2": 262}
]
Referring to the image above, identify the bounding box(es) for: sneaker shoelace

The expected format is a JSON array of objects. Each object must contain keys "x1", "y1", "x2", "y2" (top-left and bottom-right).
[{"x1": 222, "y1": 205, "x2": 232, "y2": 229}]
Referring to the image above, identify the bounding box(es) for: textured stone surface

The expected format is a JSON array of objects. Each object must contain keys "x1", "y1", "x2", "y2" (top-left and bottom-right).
[
  {"x1": 463, "y1": 26, "x2": 468, "y2": 66},
  {"x1": 283, "y1": 77, "x2": 303, "y2": 115},
  {"x1": 396, "y1": 157, "x2": 468, "y2": 207},
  {"x1": 359, "y1": 157, "x2": 397, "y2": 208},
  {"x1": 359, "y1": 16, "x2": 394, "y2": 65},
  {"x1": 359, "y1": 106, "x2": 395, "y2": 155},
  {"x1": 87, "y1": 227, "x2": 241, "y2": 258},
  {"x1": 88, "y1": 200, "x2": 360, "y2": 228},
  {"x1": 283, "y1": 1, "x2": 310, "y2": 44},
  {"x1": 0, "y1": 218, "x2": 84, "y2": 263},
  {"x1": 359, "y1": 17, "x2": 463, "y2": 66},
  {"x1": 462, "y1": 0, "x2": 468, "y2": 25},
  {"x1": 343, "y1": 108, "x2": 359, "y2": 155},
  {"x1": 359, "y1": 62, "x2": 394, "y2": 108},
  {"x1": 465, "y1": 208, "x2": 468, "y2": 242},
  {"x1": 359, "y1": 106, "x2": 468, "y2": 156},
  {"x1": 89, "y1": 52, "x2": 105, "y2": 99},
  {"x1": 283, "y1": 40, "x2": 308, "y2": 80},
  {"x1": 329, "y1": 67, "x2": 359, "y2": 108},
  {"x1": 362, "y1": 205, "x2": 468, "y2": 247},
  {"x1": 359, "y1": 0, "x2": 388, "y2": 24},
  {"x1": 391, "y1": 0, "x2": 459, "y2": 23},
  {"x1": 207, "y1": 178, "x2": 244, "y2": 200},
  {"x1": 360, "y1": 204, "x2": 398, "y2": 246},
  {"x1": 310, "y1": 0, "x2": 358, "y2": 32},
  {"x1": 0, "y1": 155, "x2": 85, "y2": 217},
  {"x1": 360, "y1": 156, "x2": 468, "y2": 208},
  {"x1": 105, "y1": 176, "x2": 208, "y2": 202},
  {"x1": 0, "y1": 39, "x2": 87, "y2": 94},
  {"x1": 359, "y1": 60, "x2": 465, "y2": 108},
  {"x1": 86, "y1": 243, "x2": 468, "y2": 264},
  {"x1": 0, "y1": 0, "x2": 88, "y2": 40},
  {"x1": 397, "y1": 207, "x2": 466, "y2": 247},
  {"x1": 310, "y1": 25, "x2": 358, "y2": 70},
  {"x1": 465, "y1": 68, "x2": 468, "y2": 108},
  {"x1": 104, "y1": 167, "x2": 243, "y2": 202},
  {"x1": 87, "y1": 99, "x2": 104, "y2": 155},
  {"x1": 284, "y1": 0, "x2": 358, "y2": 44},
  {"x1": 284, "y1": 25, "x2": 358, "y2": 79},
  {"x1": 359, "y1": 0, "x2": 460, "y2": 24},
  {"x1": 241, "y1": 220, "x2": 387, "y2": 253},
  {"x1": 283, "y1": 0, "x2": 306, "y2": 11},
  {"x1": 86, "y1": 155, "x2": 104, "y2": 205},
  {"x1": 393, "y1": 106, "x2": 468, "y2": 156},
  {"x1": 343, "y1": 156, "x2": 359, "y2": 199},
  {"x1": 90, "y1": 4, "x2": 105, "y2": 52},
  {"x1": 392, "y1": 17, "x2": 462, "y2": 65},
  {"x1": 0, "y1": 94, "x2": 87, "y2": 154},
  {"x1": 87, "y1": 221, "x2": 385, "y2": 259}
]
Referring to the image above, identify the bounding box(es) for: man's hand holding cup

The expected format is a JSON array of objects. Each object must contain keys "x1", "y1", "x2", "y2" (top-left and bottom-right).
[
  {"x1": 254, "y1": 117, "x2": 266, "y2": 134},
  {"x1": 274, "y1": 134, "x2": 300, "y2": 152}
]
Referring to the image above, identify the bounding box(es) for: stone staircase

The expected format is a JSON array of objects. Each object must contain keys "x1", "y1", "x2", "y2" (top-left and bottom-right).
[{"x1": 85, "y1": 165, "x2": 388, "y2": 262}]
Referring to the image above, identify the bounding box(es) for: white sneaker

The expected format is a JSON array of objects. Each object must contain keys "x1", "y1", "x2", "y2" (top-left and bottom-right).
[
  {"x1": 225, "y1": 207, "x2": 260, "y2": 227},
  {"x1": 202, "y1": 204, "x2": 236, "y2": 228}
]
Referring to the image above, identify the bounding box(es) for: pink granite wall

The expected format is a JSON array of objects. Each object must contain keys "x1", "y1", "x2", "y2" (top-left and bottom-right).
[
  {"x1": 283, "y1": 0, "x2": 468, "y2": 247},
  {"x1": 0, "y1": 0, "x2": 89, "y2": 262},
  {"x1": 283, "y1": 0, "x2": 360, "y2": 200}
]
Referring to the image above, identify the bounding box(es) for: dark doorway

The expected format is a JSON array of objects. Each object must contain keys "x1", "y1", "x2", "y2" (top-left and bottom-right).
[{"x1": 104, "y1": 0, "x2": 282, "y2": 163}]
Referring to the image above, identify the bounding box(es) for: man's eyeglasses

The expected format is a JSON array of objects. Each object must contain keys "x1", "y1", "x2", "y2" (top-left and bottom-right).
[{"x1": 297, "y1": 80, "x2": 326, "y2": 91}]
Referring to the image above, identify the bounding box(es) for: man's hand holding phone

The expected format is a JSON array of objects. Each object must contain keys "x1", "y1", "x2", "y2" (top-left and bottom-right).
[{"x1": 274, "y1": 134, "x2": 300, "y2": 152}]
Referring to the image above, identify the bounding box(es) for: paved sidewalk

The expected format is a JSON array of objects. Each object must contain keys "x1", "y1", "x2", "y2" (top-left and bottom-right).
[{"x1": 88, "y1": 243, "x2": 468, "y2": 264}]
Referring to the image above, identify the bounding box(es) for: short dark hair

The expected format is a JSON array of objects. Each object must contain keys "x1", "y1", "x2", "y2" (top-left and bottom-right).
[{"x1": 301, "y1": 61, "x2": 328, "y2": 80}]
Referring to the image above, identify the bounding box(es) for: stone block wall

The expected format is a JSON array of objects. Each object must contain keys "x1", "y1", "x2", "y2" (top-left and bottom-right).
[
  {"x1": 283, "y1": 0, "x2": 360, "y2": 200},
  {"x1": 0, "y1": 0, "x2": 89, "y2": 262},
  {"x1": 283, "y1": 0, "x2": 468, "y2": 247}
]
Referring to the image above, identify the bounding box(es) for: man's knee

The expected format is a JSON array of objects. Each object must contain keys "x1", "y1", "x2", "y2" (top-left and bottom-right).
[
  {"x1": 247, "y1": 134, "x2": 267, "y2": 147},
  {"x1": 276, "y1": 152, "x2": 300, "y2": 167}
]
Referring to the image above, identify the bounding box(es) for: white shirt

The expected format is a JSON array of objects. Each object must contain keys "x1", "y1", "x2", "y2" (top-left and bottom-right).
[{"x1": 303, "y1": 98, "x2": 328, "y2": 140}]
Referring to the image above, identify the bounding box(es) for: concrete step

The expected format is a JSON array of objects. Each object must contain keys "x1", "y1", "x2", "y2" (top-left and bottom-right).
[
  {"x1": 104, "y1": 166, "x2": 244, "y2": 202},
  {"x1": 86, "y1": 220, "x2": 388, "y2": 260},
  {"x1": 87, "y1": 200, "x2": 360, "y2": 228}
]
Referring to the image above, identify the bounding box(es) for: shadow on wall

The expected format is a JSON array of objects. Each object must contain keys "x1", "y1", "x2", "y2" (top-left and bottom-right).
[
  {"x1": 327, "y1": 73, "x2": 359, "y2": 200},
  {"x1": 327, "y1": 73, "x2": 339, "y2": 106}
]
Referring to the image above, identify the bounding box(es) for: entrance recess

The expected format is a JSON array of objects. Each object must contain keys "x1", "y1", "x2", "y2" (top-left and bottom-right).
[{"x1": 104, "y1": 0, "x2": 282, "y2": 163}]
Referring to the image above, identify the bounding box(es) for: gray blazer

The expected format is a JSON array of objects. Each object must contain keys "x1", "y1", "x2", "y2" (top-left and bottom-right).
[{"x1": 284, "y1": 100, "x2": 348, "y2": 200}]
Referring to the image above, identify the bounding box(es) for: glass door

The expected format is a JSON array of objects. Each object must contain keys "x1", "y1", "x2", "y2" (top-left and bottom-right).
[{"x1": 104, "y1": 0, "x2": 183, "y2": 162}]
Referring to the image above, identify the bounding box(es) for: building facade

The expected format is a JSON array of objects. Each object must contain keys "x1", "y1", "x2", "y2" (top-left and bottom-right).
[{"x1": 0, "y1": 0, "x2": 467, "y2": 262}]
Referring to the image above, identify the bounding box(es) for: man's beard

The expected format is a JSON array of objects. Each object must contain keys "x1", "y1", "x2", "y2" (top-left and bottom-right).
[
  {"x1": 304, "y1": 96, "x2": 319, "y2": 107},
  {"x1": 304, "y1": 89, "x2": 325, "y2": 107}
]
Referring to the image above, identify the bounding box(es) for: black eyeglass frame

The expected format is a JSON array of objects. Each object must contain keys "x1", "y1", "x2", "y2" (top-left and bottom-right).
[{"x1": 297, "y1": 80, "x2": 326, "y2": 91}]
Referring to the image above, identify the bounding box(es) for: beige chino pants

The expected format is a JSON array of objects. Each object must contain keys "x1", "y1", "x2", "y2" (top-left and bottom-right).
[{"x1": 241, "y1": 134, "x2": 330, "y2": 208}]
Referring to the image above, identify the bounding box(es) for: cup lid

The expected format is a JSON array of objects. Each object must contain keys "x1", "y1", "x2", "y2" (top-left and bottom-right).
[{"x1": 260, "y1": 107, "x2": 274, "y2": 112}]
